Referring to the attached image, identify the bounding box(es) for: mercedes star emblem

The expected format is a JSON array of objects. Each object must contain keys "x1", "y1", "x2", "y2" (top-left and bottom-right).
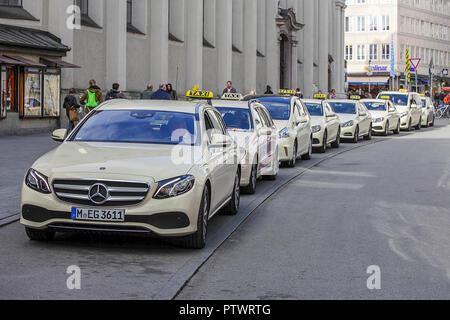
[{"x1": 88, "y1": 183, "x2": 109, "y2": 205}]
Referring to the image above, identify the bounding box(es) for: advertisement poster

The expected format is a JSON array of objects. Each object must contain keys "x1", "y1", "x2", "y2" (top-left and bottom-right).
[
  {"x1": 43, "y1": 74, "x2": 60, "y2": 117},
  {"x1": 24, "y1": 72, "x2": 42, "y2": 117}
]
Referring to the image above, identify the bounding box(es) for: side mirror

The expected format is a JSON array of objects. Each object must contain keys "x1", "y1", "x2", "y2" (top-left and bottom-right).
[
  {"x1": 209, "y1": 134, "x2": 232, "y2": 148},
  {"x1": 52, "y1": 129, "x2": 67, "y2": 142}
]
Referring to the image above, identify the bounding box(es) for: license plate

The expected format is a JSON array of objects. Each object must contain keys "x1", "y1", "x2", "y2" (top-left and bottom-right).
[{"x1": 71, "y1": 208, "x2": 125, "y2": 222}]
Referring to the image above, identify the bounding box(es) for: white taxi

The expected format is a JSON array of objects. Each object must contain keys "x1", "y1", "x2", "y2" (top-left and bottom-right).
[
  {"x1": 209, "y1": 93, "x2": 279, "y2": 194},
  {"x1": 327, "y1": 98, "x2": 373, "y2": 143},
  {"x1": 255, "y1": 91, "x2": 313, "y2": 167},
  {"x1": 377, "y1": 90, "x2": 422, "y2": 131},
  {"x1": 420, "y1": 95, "x2": 435, "y2": 127},
  {"x1": 361, "y1": 99, "x2": 401, "y2": 135},
  {"x1": 21, "y1": 97, "x2": 241, "y2": 249},
  {"x1": 302, "y1": 95, "x2": 341, "y2": 153}
]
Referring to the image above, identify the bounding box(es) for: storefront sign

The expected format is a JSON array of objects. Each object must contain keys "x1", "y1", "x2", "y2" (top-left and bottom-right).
[{"x1": 364, "y1": 65, "x2": 388, "y2": 72}]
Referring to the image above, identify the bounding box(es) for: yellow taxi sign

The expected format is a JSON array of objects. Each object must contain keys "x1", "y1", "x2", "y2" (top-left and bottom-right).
[
  {"x1": 379, "y1": 95, "x2": 390, "y2": 100},
  {"x1": 399, "y1": 89, "x2": 408, "y2": 93},
  {"x1": 313, "y1": 94, "x2": 327, "y2": 100},
  {"x1": 420, "y1": 93, "x2": 425, "y2": 97},
  {"x1": 221, "y1": 93, "x2": 244, "y2": 101},
  {"x1": 186, "y1": 90, "x2": 214, "y2": 99},
  {"x1": 278, "y1": 89, "x2": 296, "y2": 96},
  {"x1": 349, "y1": 95, "x2": 361, "y2": 100}
]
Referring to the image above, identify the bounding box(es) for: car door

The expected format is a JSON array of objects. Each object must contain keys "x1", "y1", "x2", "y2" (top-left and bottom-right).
[
  {"x1": 414, "y1": 94, "x2": 422, "y2": 124},
  {"x1": 294, "y1": 100, "x2": 310, "y2": 154},
  {"x1": 324, "y1": 103, "x2": 339, "y2": 142},
  {"x1": 387, "y1": 101, "x2": 398, "y2": 130},
  {"x1": 357, "y1": 103, "x2": 370, "y2": 134},
  {"x1": 256, "y1": 106, "x2": 275, "y2": 168},
  {"x1": 260, "y1": 106, "x2": 278, "y2": 162}
]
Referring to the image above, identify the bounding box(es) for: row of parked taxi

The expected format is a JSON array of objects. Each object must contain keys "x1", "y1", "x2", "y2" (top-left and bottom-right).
[{"x1": 19, "y1": 88, "x2": 434, "y2": 249}]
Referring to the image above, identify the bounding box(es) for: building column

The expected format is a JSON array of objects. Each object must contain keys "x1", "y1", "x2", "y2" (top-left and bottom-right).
[
  {"x1": 266, "y1": 0, "x2": 279, "y2": 91},
  {"x1": 331, "y1": 3, "x2": 340, "y2": 92},
  {"x1": 303, "y1": 0, "x2": 314, "y2": 98},
  {"x1": 185, "y1": 0, "x2": 203, "y2": 90},
  {"x1": 106, "y1": 0, "x2": 127, "y2": 89},
  {"x1": 216, "y1": 0, "x2": 232, "y2": 94},
  {"x1": 291, "y1": 40, "x2": 298, "y2": 89},
  {"x1": 318, "y1": 0, "x2": 329, "y2": 92},
  {"x1": 340, "y1": 5, "x2": 345, "y2": 93},
  {"x1": 244, "y1": 0, "x2": 257, "y2": 93},
  {"x1": 149, "y1": 0, "x2": 168, "y2": 88},
  {"x1": 48, "y1": 0, "x2": 75, "y2": 89}
]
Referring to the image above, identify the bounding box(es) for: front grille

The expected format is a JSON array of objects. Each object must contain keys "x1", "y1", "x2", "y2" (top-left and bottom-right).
[{"x1": 52, "y1": 179, "x2": 150, "y2": 207}]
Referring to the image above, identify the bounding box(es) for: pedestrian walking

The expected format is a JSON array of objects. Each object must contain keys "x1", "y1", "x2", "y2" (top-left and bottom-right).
[
  {"x1": 166, "y1": 83, "x2": 178, "y2": 100},
  {"x1": 140, "y1": 83, "x2": 154, "y2": 99},
  {"x1": 223, "y1": 81, "x2": 237, "y2": 94},
  {"x1": 80, "y1": 79, "x2": 103, "y2": 113},
  {"x1": 63, "y1": 88, "x2": 81, "y2": 132},
  {"x1": 264, "y1": 85, "x2": 273, "y2": 94},
  {"x1": 151, "y1": 83, "x2": 171, "y2": 100},
  {"x1": 105, "y1": 83, "x2": 126, "y2": 101}
]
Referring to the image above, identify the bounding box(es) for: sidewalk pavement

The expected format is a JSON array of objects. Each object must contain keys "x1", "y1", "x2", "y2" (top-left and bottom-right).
[{"x1": 0, "y1": 133, "x2": 58, "y2": 224}]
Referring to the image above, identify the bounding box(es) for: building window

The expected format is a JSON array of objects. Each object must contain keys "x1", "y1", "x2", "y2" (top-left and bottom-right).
[
  {"x1": 381, "y1": 15, "x2": 390, "y2": 31},
  {"x1": 0, "y1": 0, "x2": 22, "y2": 6},
  {"x1": 345, "y1": 45, "x2": 353, "y2": 60},
  {"x1": 381, "y1": 44, "x2": 390, "y2": 60},
  {"x1": 357, "y1": 16, "x2": 366, "y2": 32},
  {"x1": 369, "y1": 16, "x2": 377, "y2": 31},
  {"x1": 126, "y1": 0, "x2": 143, "y2": 34},
  {"x1": 345, "y1": 17, "x2": 354, "y2": 32},
  {"x1": 357, "y1": 45, "x2": 366, "y2": 60},
  {"x1": 1, "y1": 65, "x2": 18, "y2": 116},
  {"x1": 74, "y1": 0, "x2": 101, "y2": 28},
  {"x1": 369, "y1": 44, "x2": 378, "y2": 60}
]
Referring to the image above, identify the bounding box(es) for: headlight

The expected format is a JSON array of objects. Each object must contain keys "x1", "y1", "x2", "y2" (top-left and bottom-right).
[
  {"x1": 311, "y1": 125, "x2": 322, "y2": 133},
  {"x1": 279, "y1": 128, "x2": 290, "y2": 138},
  {"x1": 25, "y1": 169, "x2": 51, "y2": 194},
  {"x1": 342, "y1": 120, "x2": 354, "y2": 128},
  {"x1": 400, "y1": 112, "x2": 408, "y2": 118},
  {"x1": 153, "y1": 175, "x2": 195, "y2": 199},
  {"x1": 374, "y1": 117, "x2": 384, "y2": 123}
]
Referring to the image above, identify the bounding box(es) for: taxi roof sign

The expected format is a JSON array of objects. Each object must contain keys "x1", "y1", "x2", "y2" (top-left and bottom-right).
[
  {"x1": 398, "y1": 89, "x2": 408, "y2": 93},
  {"x1": 278, "y1": 89, "x2": 296, "y2": 96},
  {"x1": 379, "y1": 95, "x2": 390, "y2": 100},
  {"x1": 186, "y1": 90, "x2": 214, "y2": 99},
  {"x1": 349, "y1": 95, "x2": 361, "y2": 100},
  {"x1": 313, "y1": 94, "x2": 327, "y2": 100},
  {"x1": 221, "y1": 93, "x2": 244, "y2": 101}
]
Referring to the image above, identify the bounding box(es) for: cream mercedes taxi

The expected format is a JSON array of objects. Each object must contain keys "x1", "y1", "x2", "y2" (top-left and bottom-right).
[
  {"x1": 377, "y1": 90, "x2": 422, "y2": 131},
  {"x1": 361, "y1": 99, "x2": 401, "y2": 135},
  {"x1": 20, "y1": 98, "x2": 241, "y2": 249},
  {"x1": 421, "y1": 95, "x2": 435, "y2": 127},
  {"x1": 302, "y1": 94, "x2": 341, "y2": 153},
  {"x1": 211, "y1": 93, "x2": 278, "y2": 194},
  {"x1": 327, "y1": 98, "x2": 373, "y2": 143},
  {"x1": 252, "y1": 91, "x2": 313, "y2": 167}
]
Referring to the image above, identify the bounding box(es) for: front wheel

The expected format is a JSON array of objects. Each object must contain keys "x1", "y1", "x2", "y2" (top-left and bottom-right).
[
  {"x1": 301, "y1": 138, "x2": 312, "y2": 160},
  {"x1": 316, "y1": 131, "x2": 327, "y2": 154},
  {"x1": 415, "y1": 118, "x2": 422, "y2": 130},
  {"x1": 364, "y1": 124, "x2": 372, "y2": 140},
  {"x1": 242, "y1": 164, "x2": 257, "y2": 195},
  {"x1": 223, "y1": 170, "x2": 241, "y2": 216},
  {"x1": 181, "y1": 186, "x2": 210, "y2": 249},
  {"x1": 352, "y1": 126, "x2": 359, "y2": 143},
  {"x1": 25, "y1": 227, "x2": 55, "y2": 241},
  {"x1": 331, "y1": 129, "x2": 340, "y2": 148},
  {"x1": 406, "y1": 119, "x2": 412, "y2": 132},
  {"x1": 393, "y1": 120, "x2": 400, "y2": 135},
  {"x1": 286, "y1": 142, "x2": 297, "y2": 167},
  {"x1": 383, "y1": 122, "x2": 389, "y2": 136}
]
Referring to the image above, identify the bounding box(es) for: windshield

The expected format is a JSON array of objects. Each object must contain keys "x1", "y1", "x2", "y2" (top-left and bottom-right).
[
  {"x1": 304, "y1": 102, "x2": 324, "y2": 116},
  {"x1": 216, "y1": 107, "x2": 253, "y2": 131},
  {"x1": 71, "y1": 110, "x2": 198, "y2": 145},
  {"x1": 258, "y1": 101, "x2": 291, "y2": 120},
  {"x1": 328, "y1": 102, "x2": 356, "y2": 114},
  {"x1": 363, "y1": 102, "x2": 386, "y2": 111},
  {"x1": 378, "y1": 94, "x2": 408, "y2": 106}
]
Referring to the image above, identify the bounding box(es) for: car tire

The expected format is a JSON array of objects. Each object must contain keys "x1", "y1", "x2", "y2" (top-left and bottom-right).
[
  {"x1": 242, "y1": 164, "x2": 257, "y2": 195},
  {"x1": 331, "y1": 129, "x2": 340, "y2": 148},
  {"x1": 364, "y1": 124, "x2": 372, "y2": 140},
  {"x1": 223, "y1": 170, "x2": 241, "y2": 216},
  {"x1": 316, "y1": 131, "x2": 327, "y2": 153},
  {"x1": 286, "y1": 142, "x2": 297, "y2": 167},
  {"x1": 352, "y1": 126, "x2": 359, "y2": 143},
  {"x1": 301, "y1": 138, "x2": 312, "y2": 160},
  {"x1": 406, "y1": 119, "x2": 412, "y2": 132},
  {"x1": 181, "y1": 186, "x2": 210, "y2": 249},
  {"x1": 430, "y1": 116, "x2": 435, "y2": 127},
  {"x1": 415, "y1": 118, "x2": 422, "y2": 130},
  {"x1": 25, "y1": 227, "x2": 55, "y2": 241},
  {"x1": 393, "y1": 120, "x2": 400, "y2": 135},
  {"x1": 383, "y1": 121, "x2": 389, "y2": 136},
  {"x1": 424, "y1": 116, "x2": 429, "y2": 128}
]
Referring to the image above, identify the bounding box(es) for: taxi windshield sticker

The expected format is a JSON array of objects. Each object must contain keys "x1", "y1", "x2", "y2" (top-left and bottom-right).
[
  {"x1": 186, "y1": 90, "x2": 214, "y2": 99},
  {"x1": 278, "y1": 89, "x2": 296, "y2": 96},
  {"x1": 221, "y1": 93, "x2": 243, "y2": 100},
  {"x1": 349, "y1": 95, "x2": 361, "y2": 100},
  {"x1": 313, "y1": 94, "x2": 327, "y2": 100}
]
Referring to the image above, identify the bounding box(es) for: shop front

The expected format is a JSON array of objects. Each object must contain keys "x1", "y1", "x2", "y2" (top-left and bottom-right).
[
  {"x1": 348, "y1": 74, "x2": 391, "y2": 96},
  {"x1": 0, "y1": 24, "x2": 78, "y2": 136}
]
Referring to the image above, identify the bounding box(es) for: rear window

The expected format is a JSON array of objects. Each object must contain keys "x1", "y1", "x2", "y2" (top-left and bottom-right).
[{"x1": 328, "y1": 102, "x2": 357, "y2": 114}]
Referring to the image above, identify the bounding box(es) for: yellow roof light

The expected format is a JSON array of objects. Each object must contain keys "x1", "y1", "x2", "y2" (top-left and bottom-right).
[
  {"x1": 278, "y1": 89, "x2": 296, "y2": 96},
  {"x1": 398, "y1": 89, "x2": 408, "y2": 93},
  {"x1": 221, "y1": 93, "x2": 244, "y2": 101},
  {"x1": 186, "y1": 90, "x2": 214, "y2": 99},
  {"x1": 379, "y1": 95, "x2": 390, "y2": 100},
  {"x1": 313, "y1": 94, "x2": 327, "y2": 100},
  {"x1": 349, "y1": 95, "x2": 361, "y2": 100}
]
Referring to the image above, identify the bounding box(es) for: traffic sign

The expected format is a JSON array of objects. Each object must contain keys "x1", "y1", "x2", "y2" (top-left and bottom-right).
[{"x1": 409, "y1": 58, "x2": 421, "y2": 70}]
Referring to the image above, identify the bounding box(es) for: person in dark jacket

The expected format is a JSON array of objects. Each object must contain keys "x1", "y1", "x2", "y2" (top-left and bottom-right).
[
  {"x1": 63, "y1": 88, "x2": 81, "y2": 132},
  {"x1": 105, "y1": 83, "x2": 126, "y2": 101},
  {"x1": 140, "y1": 83, "x2": 154, "y2": 99},
  {"x1": 166, "y1": 83, "x2": 178, "y2": 100},
  {"x1": 223, "y1": 81, "x2": 237, "y2": 94},
  {"x1": 151, "y1": 83, "x2": 171, "y2": 100},
  {"x1": 264, "y1": 85, "x2": 273, "y2": 94}
]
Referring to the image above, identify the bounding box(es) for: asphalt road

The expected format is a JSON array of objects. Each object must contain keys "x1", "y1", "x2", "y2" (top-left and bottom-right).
[{"x1": 0, "y1": 120, "x2": 449, "y2": 299}]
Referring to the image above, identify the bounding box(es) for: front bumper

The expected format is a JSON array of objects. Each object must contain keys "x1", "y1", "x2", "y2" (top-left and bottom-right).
[
  {"x1": 20, "y1": 181, "x2": 203, "y2": 237},
  {"x1": 400, "y1": 115, "x2": 410, "y2": 129},
  {"x1": 312, "y1": 130, "x2": 324, "y2": 147},
  {"x1": 340, "y1": 125, "x2": 356, "y2": 139},
  {"x1": 372, "y1": 121, "x2": 386, "y2": 133}
]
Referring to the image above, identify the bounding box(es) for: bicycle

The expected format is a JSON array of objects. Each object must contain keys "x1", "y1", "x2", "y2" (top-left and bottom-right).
[{"x1": 435, "y1": 104, "x2": 450, "y2": 119}]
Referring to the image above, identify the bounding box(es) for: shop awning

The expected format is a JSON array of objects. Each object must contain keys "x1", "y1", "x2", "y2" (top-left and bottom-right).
[
  {"x1": 40, "y1": 57, "x2": 80, "y2": 68},
  {"x1": 348, "y1": 76, "x2": 390, "y2": 85},
  {"x1": 0, "y1": 55, "x2": 26, "y2": 65},
  {"x1": 4, "y1": 55, "x2": 46, "y2": 68}
]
